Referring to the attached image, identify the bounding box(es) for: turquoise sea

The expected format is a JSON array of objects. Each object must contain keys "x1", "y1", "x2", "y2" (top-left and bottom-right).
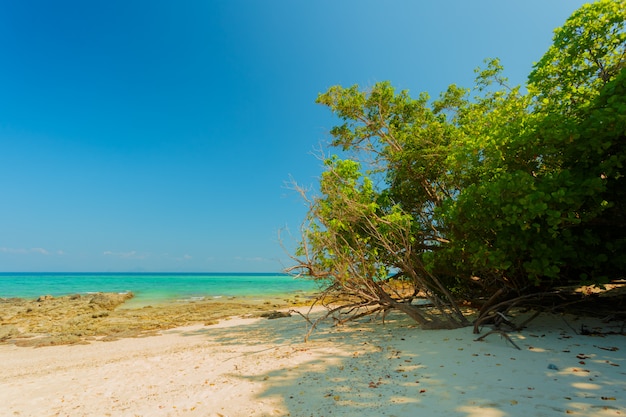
[{"x1": 0, "y1": 273, "x2": 319, "y2": 306}]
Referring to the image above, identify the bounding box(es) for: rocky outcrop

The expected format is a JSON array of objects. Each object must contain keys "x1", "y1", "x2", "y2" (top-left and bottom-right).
[
  {"x1": 0, "y1": 293, "x2": 304, "y2": 347},
  {"x1": 0, "y1": 325, "x2": 20, "y2": 341},
  {"x1": 89, "y1": 292, "x2": 134, "y2": 309},
  {"x1": 259, "y1": 311, "x2": 292, "y2": 319}
]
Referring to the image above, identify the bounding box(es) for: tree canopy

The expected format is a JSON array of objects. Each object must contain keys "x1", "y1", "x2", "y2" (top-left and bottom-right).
[{"x1": 288, "y1": 0, "x2": 626, "y2": 329}]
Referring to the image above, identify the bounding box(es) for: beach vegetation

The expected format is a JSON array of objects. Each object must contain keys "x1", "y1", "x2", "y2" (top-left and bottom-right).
[{"x1": 287, "y1": 0, "x2": 626, "y2": 330}]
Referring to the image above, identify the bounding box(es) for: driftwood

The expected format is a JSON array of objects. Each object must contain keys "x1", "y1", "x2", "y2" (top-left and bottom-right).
[
  {"x1": 473, "y1": 292, "x2": 560, "y2": 334},
  {"x1": 475, "y1": 329, "x2": 521, "y2": 350},
  {"x1": 290, "y1": 293, "x2": 449, "y2": 342},
  {"x1": 472, "y1": 291, "x2": 574, "y2": 349},
  {"x1": 472, "y1": 285, "x2": 626, "y2": 349}
]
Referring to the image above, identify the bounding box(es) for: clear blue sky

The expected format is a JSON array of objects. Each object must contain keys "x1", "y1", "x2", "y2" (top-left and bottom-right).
[{"x1": 0, "y1": 0, "x2": 589, "y2": 272}]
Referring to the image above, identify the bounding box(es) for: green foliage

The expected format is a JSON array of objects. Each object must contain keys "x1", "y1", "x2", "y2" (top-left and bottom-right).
[
  {"x1": 294, "y1": 0, "x2": 626, "y2": 306},
  {"x1": 437, "y1": 0, "x2": 626, "y2": 288},
  {"x1": 529, "y1": 0, "x2": 625, "y2": 115},
  {"x1": 300, "y1": 156, "x2": 388, "y2": 282}
]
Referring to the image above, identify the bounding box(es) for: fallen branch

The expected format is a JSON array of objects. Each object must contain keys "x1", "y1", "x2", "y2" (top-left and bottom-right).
[{"x1": 475, "y1": 329, "x2": 521, "y2": 350}]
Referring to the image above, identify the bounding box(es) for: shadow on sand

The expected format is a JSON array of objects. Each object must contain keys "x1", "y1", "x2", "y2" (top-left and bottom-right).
[{"x1": 173, "y1": 310, "x2": 626, "y2": 417}]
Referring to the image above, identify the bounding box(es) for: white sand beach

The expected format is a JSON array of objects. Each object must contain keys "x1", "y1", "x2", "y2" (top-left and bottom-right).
[{"x1": 1, "y1": 308, "x2": 624, "y2": 417}]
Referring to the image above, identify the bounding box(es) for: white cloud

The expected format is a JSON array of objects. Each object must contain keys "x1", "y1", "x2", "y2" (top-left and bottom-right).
[
  {"x1": 0, "y1": 247, "x2": 24, "y2": 254},
  {"x1": 103, "y1": 250, "x2": 149, "y2": 260},
  {"x1": 169, "y1": 254, "x2": 193, "y2": 261},
  {"x1": 0, "y1": 247, "x2": 54, "y2": 255},
  {"x1": 234, "y1": 256, "x2": 269, "y2": 263}
]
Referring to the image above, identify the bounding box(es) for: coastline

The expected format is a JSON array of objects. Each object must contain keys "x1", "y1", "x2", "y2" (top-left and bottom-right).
[{"x1": 1, "y1": 306, "x2": 624, "y2": 416}]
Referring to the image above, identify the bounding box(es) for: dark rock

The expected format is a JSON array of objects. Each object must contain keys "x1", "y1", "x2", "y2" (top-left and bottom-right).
[{"x1": 260, "y1": 311, "x2": 292, "y2": 320}]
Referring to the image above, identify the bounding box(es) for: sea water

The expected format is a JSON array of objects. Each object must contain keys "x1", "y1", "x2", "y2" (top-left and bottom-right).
[{"x1": 0, "y1": 272, "x2": 320, "y2": 305}]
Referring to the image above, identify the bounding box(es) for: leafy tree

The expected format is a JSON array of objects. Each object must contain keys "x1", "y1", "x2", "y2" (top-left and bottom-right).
[
  {"x1": 526, "y1": 0, "x2": 626, "y2": 284},
  {"x1": 288, "y1": 0, "x2": 626, "y2": 328},
  {"x1": 442, "y1": 0, "x2": 625, "y2": 291}
]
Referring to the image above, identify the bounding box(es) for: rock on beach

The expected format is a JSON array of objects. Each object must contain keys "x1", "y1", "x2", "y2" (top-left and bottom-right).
[{"x1": 0, "y1": 292, "x2": 304, "y2": 347}]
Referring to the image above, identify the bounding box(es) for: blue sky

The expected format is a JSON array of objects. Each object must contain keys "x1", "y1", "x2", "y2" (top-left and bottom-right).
[{"x1": 0, "y1": 0, "x2": 589, "y2": 272}]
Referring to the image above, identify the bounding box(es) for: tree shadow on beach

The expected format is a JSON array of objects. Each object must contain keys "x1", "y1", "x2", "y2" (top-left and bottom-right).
[{"x1": 176, "y1": 311, "x2": 626, "y2": 417}]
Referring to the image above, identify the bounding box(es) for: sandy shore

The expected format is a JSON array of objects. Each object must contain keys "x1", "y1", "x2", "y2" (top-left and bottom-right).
[{"x1": 1, "y1": 306, "x2": 625, "y2": 417}]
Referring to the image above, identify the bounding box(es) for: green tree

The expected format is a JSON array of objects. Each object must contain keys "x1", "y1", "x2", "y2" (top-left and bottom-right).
[
  {"x1": 288, "y1": 0, "x2": 626, "y2": 328},
  {"x1": 442, "y1": 0, "x2": 625, "y2": 290},
  {"x1": 526, "y1": 0, "x2": 626, "y2": 283},
  {"x1": 288, "y1": 148, "x2": 469, "y2": 331},
  {"x1": 428, "y1": 0, "x2": 625, "y2": 294}
]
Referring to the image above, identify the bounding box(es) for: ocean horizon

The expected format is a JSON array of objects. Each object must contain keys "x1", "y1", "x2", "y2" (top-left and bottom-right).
[{"x1": 0, "y1": 272, "x2": 320, "y2": 305}]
